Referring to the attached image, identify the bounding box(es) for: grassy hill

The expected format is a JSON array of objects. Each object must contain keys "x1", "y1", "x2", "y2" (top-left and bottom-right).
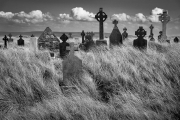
[{"x1": 0, "y1": 42, "x2": 180, "y2": 120}]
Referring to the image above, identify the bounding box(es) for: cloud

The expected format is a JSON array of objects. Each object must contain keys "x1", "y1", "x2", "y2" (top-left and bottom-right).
[
  {"x1": 58, "y1": 7, "x2": 96, "y2": 22},
  {"x1": 111, "y1": 13, "x2": 131, "y2": 21},
  {"x1": 0, "y1": 10, "x2": 53, "y2": 24},
  {"x1": 147, "y1": 7, "x2": 164, "y2": 22}
]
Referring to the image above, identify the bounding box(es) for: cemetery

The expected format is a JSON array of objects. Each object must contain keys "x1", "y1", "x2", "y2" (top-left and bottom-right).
[{"x1": 0, "y1": 6, "x2": 180, "y2": 120}]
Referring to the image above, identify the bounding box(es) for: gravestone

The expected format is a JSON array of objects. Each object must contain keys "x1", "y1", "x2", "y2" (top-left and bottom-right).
[
  {"x1": 30, "y1": 34, "x2": 38, "y2": 52},
  {"x1": 109, "y1": 20, "x2": 122, "y2": 46},
  {"x1": 81, "y1": 30, "x2": 86, "y2": 44},
  {"x1": 133, "y1": 26, "x2": 147, "y2": 50},
  {"x1": 159, "y1": 10, "x2": 170, "y2": 42},
  {"x1": 8, "y1": 33, "x2": 13, "y2": 42},
  {"x1": 17, "y1": 35, "x2": 24, "y2": 46},
  {"x1": 158, "y1": 31, "x2": 163, "y2": 42},
  {"x1": 3, "y1": 35, "x2": 8, "y2": 48},
  {"x1": 149, "y1": 24, "x2": 155, "y2": 41},
  {"x1": 59, "y1": 33, "x2": 70, "y2": 58},
  {"x1": 83, "y1": 32, "x2": 95, "y2": 50},
  {"x1": 95, "y1": 8, "x2": 108, "y2": 46},
  {"x1": 62, "y1": 42, "x2": 82, "y2": 85},
  {"x1": 174, "y1": 37, "x2": 179, "y2": 43},
  {"x1": 38, "y1": 27, "x2": 60, "y2": 51},
  {"x1": 122, "y1": 27, "x2": 128, "y2": 40},
  {"x1": 68, "y1": 33, "x2": 72, "y2": 38}
]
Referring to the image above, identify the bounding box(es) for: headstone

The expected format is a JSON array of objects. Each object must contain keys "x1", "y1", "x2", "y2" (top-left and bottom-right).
[
  {"x1": 81, "y1": 30, "x2": 85, "y2": 44},
  {"x1": 3, "y1": 35, "x2": 8, "y2": 48},
  {"x1": 174, "y1": 37, "x2": 179, "y2": 43},
  {"x1": 149, "y1": 24, "x2": 155, "y2": 41},
  {"x1": 50, "y1": 52, "x2": 55, "y2": 58},
  {"x1": 159, "y1": 10, "x2": 170, "y2": 42},
  {"x1": 17, "y1": 35, "x2": 24, "y2": 46},
  {"x1": 95, "y1": 8, "x2": 108, "y2": 46},
  {"x1": 59, "y1": 33, "x2": 70, "y2": 58},
  {"x1": 38, "y1": 27, "x2": 60, "y2": 51},
  {"x1": 83, "y1": 32, "x2": 95, "y2": 50},
  {"x1": 133, "y1": 26, "x2": 147, "y2": 50},
  {"x1": 8, "y1": 33, "x2": 13, "y2": 42},
  {"x1": 122, "y1": 27, "x2": 128, "y2": 40},
  {"x1": 62, "y1": 43, "x2": 82, "y2": 85},
  {"x1": 68, "y1": 33, "x2": 72, "y2": 38},
  {"x1": 30, "y1": 34, "x2": 38, "y2": 52},
  {"x1": 158, "y1": 31, "x2": 163, "y2": 42},
  {"x1": 109, "y1": 20, "x2": 122, "y2": 46}
]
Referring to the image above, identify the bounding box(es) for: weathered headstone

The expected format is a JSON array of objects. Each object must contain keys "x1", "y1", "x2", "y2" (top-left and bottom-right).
[
  {"x1": 59, "y1": 33, "x2": 70, "y2": 58},
  {"x1": 3, "y1": 35, "x2": 8, "y2": 48},
  {"x1": 30, "y1": 34, "x2": 38, "y2": 52},
  {"x1": 62, "y1": 42, "x2": 82, "y2": 85},
  {"x1": 81, "y1": 30, "x2": 86, "y2": 44},
  {"x1": 17, "y1": 35, "x2": 24, "y2": 46},
  {"x1": 68, "y1": 32, "x2": 72, "y2": 38},
  {"x1": 159, "y1": 10, "x2": 170, "y2": 42},
  {"x1": 109, "y1": 20, "x2": 122, "y2": 46},
  {"x1": 149, "y1": 24, "x2": 155, "y2": 41},
  {"x1": 122, "y1": 27, "x2": 128, "y2": 40},
  {"x1": 133, "y1": 26, "x2": 147, "y2": 50},
  {"x1": 158, "y1": 31, "x2": 163, "y2": 42},
  {"x1": 95, "y1": 8, "x2": 108, "y2": 46},
  {"x1": 174, "y1": 37, "x2": 179, "y2": 43},
  {"x1": 8, "y1": 33, "x2": 13, "y2": 42}
]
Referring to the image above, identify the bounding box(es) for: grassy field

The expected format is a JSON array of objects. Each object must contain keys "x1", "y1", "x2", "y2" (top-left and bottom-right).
[{"x1": 0, "y1": 37, "x2": 180, "y2": 120}]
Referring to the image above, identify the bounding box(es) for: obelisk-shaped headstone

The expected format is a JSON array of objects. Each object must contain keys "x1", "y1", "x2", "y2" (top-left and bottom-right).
[
  {"x1": 3, "y1": 35, "x2": 8, "y2": 49},
  {"x1": 159, "y1": 10, "x2": 170, "y2": 42}
]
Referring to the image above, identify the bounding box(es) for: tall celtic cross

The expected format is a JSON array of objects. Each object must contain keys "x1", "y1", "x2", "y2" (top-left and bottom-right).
[
  {"x1": 3, "y1": 35, "x2": 8, "y2": 48},
  {"x1": 159, "y1": 10, "x2": 170, "y2": 42},
  {"x1": 95, "y1": 8, "x2": 107, "y2": 40}
]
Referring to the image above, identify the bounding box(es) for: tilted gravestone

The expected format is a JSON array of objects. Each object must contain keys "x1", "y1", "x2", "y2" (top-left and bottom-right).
[
  {"x1": 174, "y1": 37, "x2": 179, "y2": 43},
  {"x1": 59, "y1": 33, "x2": 70, "y2": 58},
  {"x1": 62, "y1": 42, "x2": 82, "y2": 85},
  {"x1": 3, "y1": 35, "x2": 8, "y2": 49},
  {"x1": 149, "y1": 24, "x2": 155, "y2": 41},
  {"x1": 133, "y1": 26, "x2": 147, "y2": 50},
  {"x1": 109, "y1": 20, "x2": 122, "y2": 46},
  {"x1": 17, "y1": 35, "x2": 24, "y2": 46},
  {"x1": 95, "y1": 8, "x2": 108, "y2": 46},
  {"x1": 122, "y1": 27, "x2": 128, "y2": 40},
  {"x1": 8, "y1": 33, "x2": 13, "y2": 42},
  {"x1": 30, "y1": 34, "x2": 38, "y2": 52},
  {"x1": 159, "y1": 10, "x2": 170, "y2": 42}
]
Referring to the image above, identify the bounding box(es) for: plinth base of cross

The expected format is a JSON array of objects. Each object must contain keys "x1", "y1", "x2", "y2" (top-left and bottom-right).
[
  {"x1": 96, "y1": 39, "x2": 107, "y2": 46},
  {"x1": 149, "y1": 37, "x2": 155, "y2": 41}
]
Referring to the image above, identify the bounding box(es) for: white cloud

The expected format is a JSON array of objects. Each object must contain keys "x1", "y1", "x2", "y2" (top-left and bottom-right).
[
  {"x1": 147, "y1": 7, "x2": 164, "y2": 22},
  {"x1": 0, "y1": 11, "x2": 14, "y2": 19},
  {"x1": 134, "y1": 13, "x2": 147, "y2": 22},
  {"x1": 111, "y1": 13, "x2": 131, "y2": 21}
]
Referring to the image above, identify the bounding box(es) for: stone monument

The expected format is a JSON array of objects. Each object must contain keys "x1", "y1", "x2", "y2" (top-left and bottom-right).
[
  {"x1": 59, "y1": 33, "x2": 70, "y2": 58},
  {"x1": 174, "y1": 37, "x2": 179, "y2": 43},
  {"x1": 149, "y1": 24, "x2": 155, "y2": 41},
  {"x1": 30, "y1": 34, "x2": 38, "y2": 52},
  {"x1": 3, "y1": 35, "x2": 8, "y2": 48},
  {"x1": 17, "y1": 35, "x2": 24, "y2": 46},
  {"x1": 122, "y1": 27, "x2": 128, "y2": 40}
]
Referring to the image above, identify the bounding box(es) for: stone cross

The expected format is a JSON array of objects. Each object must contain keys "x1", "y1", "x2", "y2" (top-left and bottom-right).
[
  {"x1": 81, "y1": 30, "x2": 85, "y2": 44},
  {"x1": 159, "y1": 10, "x2": 170, "y2": 42},
  {"x1": 59, "y1": 33, "x2": 70, "y2": 58},
  {"x1": 18, "y1": 35, "x2": 25, "y2": 46},
  {"x1": 95, "y1": 8, "x2": 107, "y2": 40},
  {"x1": 122, "y1": 27, "x2": 128, "y2": 40},
  {"x1": 3, "y1": 35, "x2": 8, "y2": 48},
  {"x1": 149, "y1": 24, "x2": 155, "y2": 41}
]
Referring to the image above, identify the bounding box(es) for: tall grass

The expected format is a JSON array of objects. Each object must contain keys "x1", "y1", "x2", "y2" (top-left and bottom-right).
[{"x1": 0, "y1": 42, "x2": 180, "y2": 120}]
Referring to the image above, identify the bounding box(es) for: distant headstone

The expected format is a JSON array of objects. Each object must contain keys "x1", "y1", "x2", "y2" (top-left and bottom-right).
[
  {"x1": 95, "y1": 8, "x2": 108, "y2": 46},
  {"x1": 174, "y1": 37, "x2": 179, "y2": 43},
  {"x1": 17, "y1": 35, "x2": 24, "y2": 46},
  {"x1": 8, "y1": 33, "x2": 13, "y2": 42},
  {"x1": 68, "y1": 33, "x2": 72, "y2": 38},
  {"x1": 62, "y1": 43, "x2": 82, "y2": 85},
  {"x1": 122, "y1": 27, "x2": 128, "y2": 40},
  {"x1": 149, "y1": 24, "x2": 155, "y2": 41},
  {"x1": 109, "y1": 20, "x2": 122, "y2": 46},
  {"x1": 59, "y1": 33, "x2": 70, "y2": 58},
  {"x1": 81, "y1": 30, "x2": 85, "y2": 44},
  {"x1": 158, "y1": 31, "x2": 163, "y2": 42},
  {"x1": 159, "y1": 10, "x2": 170, "y2": 42},
  {"x1": 3, "y1": 35, "x2": 8, "y2": 48},
  {"x1": 133, "y1": 26, "x2": 147, "y2": 50},
  {"x1": 30, "y1": 34, "x2": 38, "y2": 52}
]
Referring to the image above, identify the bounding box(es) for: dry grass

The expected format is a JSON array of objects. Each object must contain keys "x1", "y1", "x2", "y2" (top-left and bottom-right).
[{"x1": 0, "y1": 41, "x2": 180, "y2": 120}]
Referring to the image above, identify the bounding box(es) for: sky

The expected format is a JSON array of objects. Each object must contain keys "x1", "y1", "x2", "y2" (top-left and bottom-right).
[{"x1": 0, "y1": 0, "x2": 180, "y2": 36}]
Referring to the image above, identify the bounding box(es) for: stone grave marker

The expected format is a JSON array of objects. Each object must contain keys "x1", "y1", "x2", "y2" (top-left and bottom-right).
[
  {"x1": 149, "y1": 24, "x2": 155, "y2": 41},
  {"x1": 81, "y1": 30, "x2": 86, "y2": 44},
  {"x1": 158, "y1": 31, "x2": 163, "y2": 42},
  {"x1": 30, "y1": 34, "x2": 38, "y2": 52},
  {"x1": 95, "y1": 8, "x2": 108, "y2": 46},
  {"x1": 174, "y1": 37, "x2": 179, "y2": 43},
  {"x1": 159, "y1": 10, "x2": 170, "y2": 42},
  {"x1": 8, "y1": 33, "x2": 13, "y2": 42},
  {"x1": 122, "y1": 27, "x2": 128, "y2": 40},
  {"x1": 17, "y1": 35, "x2": 25, "y2": 46},
  {"x1": 59, "y1": 33, "x2": 70, "y2": 58},
  {"x1": 133, "y1": 26, "x2": 147, "y2": 50},
  {"x1": 3, "y1": 35, "x2": 8, "y2": 49},
  {"x1": 109, "y1": 19, "x2": 122, "y2": 46}
]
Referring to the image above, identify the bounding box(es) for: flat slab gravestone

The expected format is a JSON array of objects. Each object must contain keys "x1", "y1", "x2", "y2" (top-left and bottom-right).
[{"x1": 17, "y1": 35, "x2": 25, "y2": 46}]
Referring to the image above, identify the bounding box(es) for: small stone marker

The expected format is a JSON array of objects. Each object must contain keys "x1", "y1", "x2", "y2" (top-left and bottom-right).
[
  {"x1": 149, "y1": 24, "x2": 155, "y2": 41},
  {"x1": 159, "y1": 10, "x2": 170, "y2": 42},
  {"x1": 122, "y1": 27, "x2": 128, "y2": 40},
  {"x1": 109, "y1": 20, "x2": 122, "y2": 46},
  {"x1": 62, "y1": 42, "x2": 82, "y2": 85},
  {"x1": 81, "y1": 30, "x2": 86, "y2": 44},
  {"x1": 133, "y1": 26, "x2": 147, "y2": 50},
  {"x1": 158, "y1": 31, "x2": 163, "y2": 42},
  {"x1": 95, "y1": 8, "x2": 108, "y2": 46},
  {"x1": 174, "y1": 37, "x2": 179, "y2": 43},
  {"x1": 59, "y1": 33, "x2": 70, "y2": 58},
  {"x1": 3, "y1": 35, "x2": 8, "y2": 48},
  {"x1": 30, "y1": 34, "x2": 38, "y2": 52},
  {"x1": 8, "y1": 33, "x2": 13, "y2": 42},
  {"x1": 17, "y1": 35, "x2": 24, "y2": 46}
]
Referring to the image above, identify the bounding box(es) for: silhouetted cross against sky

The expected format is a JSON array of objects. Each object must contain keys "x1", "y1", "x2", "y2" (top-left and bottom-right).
[{"x1": 60, "y1": 33, "x2": 68, "y2": 42}]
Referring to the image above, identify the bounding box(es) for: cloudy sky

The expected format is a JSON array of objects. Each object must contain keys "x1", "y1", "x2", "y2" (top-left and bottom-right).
[{"x1": 0, "y1": 0, "x2": 179, "y2": 36}]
